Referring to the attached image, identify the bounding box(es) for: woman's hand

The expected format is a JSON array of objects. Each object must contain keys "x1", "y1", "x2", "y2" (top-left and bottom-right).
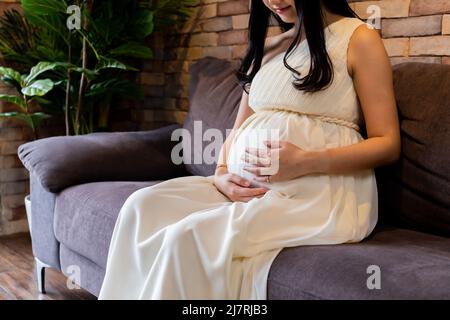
[
  {"x1": 213, "y1": 168, "x2": 270, "y2": 202},
  {"x1": 242, "y1": 140, "x2": 320, "y2": 183}
]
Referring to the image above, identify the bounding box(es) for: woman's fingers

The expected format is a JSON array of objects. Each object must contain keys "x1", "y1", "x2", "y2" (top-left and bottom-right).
[
  {"x1": 245, "y1": 147, "x2": 270, "y2": 157},
  {"x1": 238, "y1": 193, "x2": 266, "y2": 202},
  {"x1": 227, "y1": 173, "x2": 252, "y2": 187},
  {"x1": 241, "y1": 152, "x2": 271, "y2": 167},
  {"x1": 252, "y1": 175, "x2": 274, "y2": 183},
  {"x1": 242, "y1": 165, "x2": 264, "y2": 176},
  {"x1": 225, "y1": 173, "x2": 270, "y2": 201},
  {"x1": 233, "y1": 185, "x2": 269, "y2": 198}
]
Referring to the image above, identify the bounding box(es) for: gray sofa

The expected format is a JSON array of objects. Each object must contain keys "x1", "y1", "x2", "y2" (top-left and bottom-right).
[{"x1": 18, "y1": 57, "x2": 450, "y2": 299}]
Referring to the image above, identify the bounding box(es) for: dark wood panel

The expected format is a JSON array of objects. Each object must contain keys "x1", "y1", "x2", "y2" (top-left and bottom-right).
[{"x1": 0, "y1": 233, "x2": 96, "y2": 300}]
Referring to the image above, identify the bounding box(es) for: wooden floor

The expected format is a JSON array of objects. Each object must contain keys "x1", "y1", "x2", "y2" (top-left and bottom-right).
[{"x1": 0, "y1": 233, "x2": 96, "y2": 300}]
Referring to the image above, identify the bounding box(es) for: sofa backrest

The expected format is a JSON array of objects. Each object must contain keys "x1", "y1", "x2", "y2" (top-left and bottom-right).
[
  {"x1": 183, "y1": 57, "x2": 243, "y2": 176},
  {"x1": 376, "y1": 62, "x2": 450, "y2": 237}
]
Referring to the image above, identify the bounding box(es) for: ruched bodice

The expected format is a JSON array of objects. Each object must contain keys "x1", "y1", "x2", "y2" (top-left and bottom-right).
[{"x1": 249, "y1": 17, "x2": 367, "y2": 132}]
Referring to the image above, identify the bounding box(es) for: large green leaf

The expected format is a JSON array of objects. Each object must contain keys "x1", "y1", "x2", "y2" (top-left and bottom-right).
[
  {"x1": 24, "y1": 61, "x2": 69, "y2": 84},
  {"x1": 22, "y1": 0, "x2": 67, "y2": 15},
  {"x1": 132, "y1": 10, "x2": 154, "y2": 38},
  {"x1": 70, "y1": 67, "x2": 99, "y2": 81},
  {"x1": 0, "y1": 94, "x2": 27, "y2": 110},
  {"x1": 0, "y1": 9, "x2": 40, "y2": 70},
  {"x1": 95, "y1": 57, "x2": 138, "y2": 72},
  {"x1": 0, "y1": 112, "x2": 32, "y2": 128},
  {"x1": 32, "y1": 96, "x2": 52, "y2": 105},
  {"x1": 21, "y1": 79, "x2": 54, "y2": 96},
  {"x1": 0, "y1": 66, "x2": 23, "y2": 85},
  {"x1": 29, "y1": 112, "x2": 52, "y2": 129},
  {"x1": 22, "y1": 0, "x2": 70, "y2": 46},
  {"x1": 109, "y1": 42, "x2": 153, "y2": 59},
  {"x1": 86, "y1": 78, "x2": 144, "y2": 99}
]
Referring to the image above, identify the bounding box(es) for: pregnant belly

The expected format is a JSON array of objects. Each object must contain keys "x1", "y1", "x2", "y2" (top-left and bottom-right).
[{"x1": 226, "y1": 110, "x2": 363, "y2": 196}]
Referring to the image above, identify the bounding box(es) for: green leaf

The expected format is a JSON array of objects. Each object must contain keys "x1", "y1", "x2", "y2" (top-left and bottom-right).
[
  {"x1": 0, "y1": 94, "x2": 27, "y2": 110},
  {"x1": 30, "y1": 112, "x2": 52, "y2": 129},
  {"x1": 109, "y1": 42, "x2": 153, "y2": 59},
  {"x1": 0, "y1": 111, "x2": 51, "y2": 130},
  {"x1": 0, "y1": 9, "x2": 40, "y2": 70},
  {"x1": 95, "y1": 57, "x2": 138, "y2": 72},
  {"x1": 22, "y1": 0, "x2": 67, "y2": 16},
  {"x1": 1, "y1": 75, "x2": 23, "y2": 92},
  {"x1": 70, "y1": 67, "x2": 98, "y2": 81},
  {"x1": 86, "y1": 78, "x2": 143, "y2": 99},
  {"x1": 0, "y1": 67, "x2": 22, "y2": 86},
  {"x1": 21, "y1": 79, "x2": 54, "y2": 96},
  {"x1": 32, "y1": 96, "x2": 52, "y2": 105},
  {"x1": 132, "y1": 10, "x2": 154, "y2": 38},
  {"x1": 0, "y1": 111, "x2": 33, "y2": 129},
  {"x1": 24, "y1": 61, "x2": 69, "y2": 84},
  {"x1": 22, "y1": 0, "x2": 70, "y2": 46}
]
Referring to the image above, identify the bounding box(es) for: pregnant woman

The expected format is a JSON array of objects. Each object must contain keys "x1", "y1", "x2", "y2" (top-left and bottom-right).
[{"x1": 99, "y1": 0, "x2": 400, "y2": 299}]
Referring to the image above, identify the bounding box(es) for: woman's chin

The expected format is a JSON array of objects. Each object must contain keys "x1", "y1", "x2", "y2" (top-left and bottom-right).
[{"x1": 279, "y1": 16, "x2": 296, "y2": 24}]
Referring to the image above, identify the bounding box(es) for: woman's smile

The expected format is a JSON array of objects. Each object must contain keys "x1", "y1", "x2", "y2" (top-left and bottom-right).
[{"x1": 274, "y1": 5, "x2": 292, "y2": 15}]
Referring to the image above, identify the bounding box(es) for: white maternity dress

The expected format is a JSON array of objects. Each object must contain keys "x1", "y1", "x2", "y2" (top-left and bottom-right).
[{"x1": 98, "y1": 17, "x2": 378, "y2": 300}]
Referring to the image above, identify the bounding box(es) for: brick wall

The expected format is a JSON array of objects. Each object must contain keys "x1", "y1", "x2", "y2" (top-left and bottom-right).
[
  {"x1": 134, "y1": 0, "x2": 272, "y2": 131},
  {"x1": 138, "y1": 0, "x2": 450, "y2": 131},
  {"x1": 349, "y1": 0, "x2": 450, "y2": 65}
]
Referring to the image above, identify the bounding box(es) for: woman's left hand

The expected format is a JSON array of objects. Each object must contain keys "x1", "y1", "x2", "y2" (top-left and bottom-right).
[{"x1": 241, "y1": 140, "x2": 319, "y2": 183}]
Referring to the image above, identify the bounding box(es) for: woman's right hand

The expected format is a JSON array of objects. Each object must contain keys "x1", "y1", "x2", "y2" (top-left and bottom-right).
[{"x1": 213, "y1": 168, "x2": 270, "y2": 202}]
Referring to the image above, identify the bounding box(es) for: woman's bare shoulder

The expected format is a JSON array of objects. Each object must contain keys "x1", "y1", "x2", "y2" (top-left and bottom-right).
[{"x1": 347, "y1": 24, "x2": 387, "y2": 76}]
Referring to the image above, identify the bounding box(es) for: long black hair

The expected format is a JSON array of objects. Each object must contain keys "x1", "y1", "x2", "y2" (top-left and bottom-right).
[{"x1": 237, "y1": 0, "x2": 359, "y2": 94}]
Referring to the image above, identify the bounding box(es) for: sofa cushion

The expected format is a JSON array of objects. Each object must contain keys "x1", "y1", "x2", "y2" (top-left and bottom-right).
[
  {"x1": 267, "y1": 226, "x2": 450, "y2": 299},
  {"x1": 18, "y1": 124, "x2": 186, "y2": 193},
  {"x1": 54, "y1": 181, "x2": 163, "y2": 268},
  {"x1": 60, "y1": 243, "x2": 103, "y2": 297},
  {"x1": 375, "y1": 63, "x2": 450, "y2": 236},
  {"x1": 183, "y1": 57, "x2": 243, "y2": 176}
]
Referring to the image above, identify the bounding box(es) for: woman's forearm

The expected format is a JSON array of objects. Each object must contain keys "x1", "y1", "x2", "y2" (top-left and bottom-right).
[
  {"x1": 306, "y1": 136, "x2": 401, "y2": 175},
  {"x1": 216, "y1": 129, "x2": 238, "y2": 168}
]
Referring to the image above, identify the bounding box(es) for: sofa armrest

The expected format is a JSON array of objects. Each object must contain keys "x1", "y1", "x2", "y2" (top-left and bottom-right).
[{"x1": 18, "y1": 124, "x2": 189, "y2": 193}]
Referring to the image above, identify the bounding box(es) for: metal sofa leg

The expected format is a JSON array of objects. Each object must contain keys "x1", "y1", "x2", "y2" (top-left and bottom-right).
[{"x1": 35, "y1": 257, "x2": 51, "y2": 294}]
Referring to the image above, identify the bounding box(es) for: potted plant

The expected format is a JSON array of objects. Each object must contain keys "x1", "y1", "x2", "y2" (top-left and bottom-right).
[
  {"x1": 0, "y1": 61, "x2": 72, "y2": 235},
  {"x1": 0, "y1": 0, "x2": 198, "y2": 235},
  {"x1": 1, "y1": 0, "x2": 198, "y2": 135}
]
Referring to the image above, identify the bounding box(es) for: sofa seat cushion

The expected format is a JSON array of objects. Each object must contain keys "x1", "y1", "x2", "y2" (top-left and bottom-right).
[
  {"x1": 268, "y1": 226, "x2": 450, "y2": 299},
  {"x1": 54, "y1": 181, "x2": 162, "y2": 268}
]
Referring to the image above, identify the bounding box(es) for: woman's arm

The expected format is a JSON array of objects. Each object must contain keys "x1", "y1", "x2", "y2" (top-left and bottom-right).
[
  {"x1": 242, "y1": 25, "x2": 400, "y2": 182},
  {"x1": 216, "y1": 34, "x2": 283, "y2": 172},
  {"x1": 306, "y1": 24, "x2": 401, "y2": 175},
  {"x1": 214, "y1": 91, "x2": 270, "y2": 202},
  {"x1": 215, "y1": 90, "x2": 254, "y2": 173}
]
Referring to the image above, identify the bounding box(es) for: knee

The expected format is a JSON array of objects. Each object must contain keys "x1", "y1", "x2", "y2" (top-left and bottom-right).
[
  {"x1": 119, "y1": 187, "x2": 157, "y2": 222},
  {"x1": 124, "y1": 186, "x2": 161, "y2": 210}
]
